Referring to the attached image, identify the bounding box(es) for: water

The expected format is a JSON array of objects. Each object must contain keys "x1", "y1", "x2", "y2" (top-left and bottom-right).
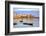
[{"x1": 13, "y1": 18, "x2": 39, "y2": 28}]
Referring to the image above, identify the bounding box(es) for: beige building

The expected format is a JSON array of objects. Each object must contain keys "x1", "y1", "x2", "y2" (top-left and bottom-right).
[{"x1": 13, "y1": 14, "x2": 34, "y2": 23}]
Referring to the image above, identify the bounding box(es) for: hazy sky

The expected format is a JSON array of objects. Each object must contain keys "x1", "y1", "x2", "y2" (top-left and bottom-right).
[{"x1": 13, "y1": 9, "x2": 39, "y2": 17}]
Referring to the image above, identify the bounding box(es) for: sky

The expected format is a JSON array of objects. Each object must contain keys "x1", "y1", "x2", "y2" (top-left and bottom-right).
[{"x1": 13, "y1": 9, "x2": 39, "y2": 17}]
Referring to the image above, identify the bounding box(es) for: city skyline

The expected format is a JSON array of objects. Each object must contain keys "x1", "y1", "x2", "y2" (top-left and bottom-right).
[{"x1": 13, "y1": 9, "x2": 39, "y2": 17}]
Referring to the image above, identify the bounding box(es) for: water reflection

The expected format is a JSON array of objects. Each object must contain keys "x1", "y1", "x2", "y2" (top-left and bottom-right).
[{"x1": 13, "y1": 18, "x2": 39, "y2": 28}]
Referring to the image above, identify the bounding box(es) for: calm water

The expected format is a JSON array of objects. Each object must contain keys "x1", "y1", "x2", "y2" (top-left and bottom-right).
[{"x1": 13, "y1": 18, "x2": 39, "y2": 28}]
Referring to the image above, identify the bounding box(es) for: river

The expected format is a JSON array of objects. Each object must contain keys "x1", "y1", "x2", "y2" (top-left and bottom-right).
[{"x1": 13, "y1": 18, "x2": 39, "y2": 28}]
